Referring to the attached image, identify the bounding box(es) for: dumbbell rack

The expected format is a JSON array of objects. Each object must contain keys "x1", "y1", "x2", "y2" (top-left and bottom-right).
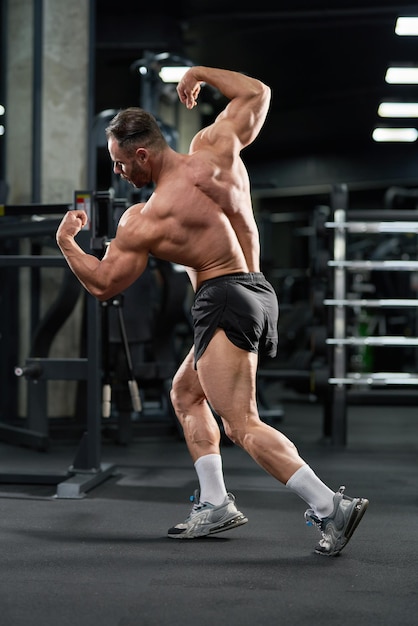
[{"x1": 324, "y1": 185, "x2": 418, "y2": 445}]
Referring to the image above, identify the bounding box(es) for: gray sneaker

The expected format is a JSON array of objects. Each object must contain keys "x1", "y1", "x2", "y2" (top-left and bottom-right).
[
  {"x1": 305, "y1": 486, "x2": 369, "y2": 556},
  {"x1": 167, "y1": 490, "x2": 248, "y2": 539}
]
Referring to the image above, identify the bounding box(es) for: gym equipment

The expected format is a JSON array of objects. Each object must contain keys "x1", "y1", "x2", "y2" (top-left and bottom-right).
[
  {"x1": 0, "y1": 200, "x2": 71, "y2": 440},
  {"x1": 87, "y1": 189, "x2": 193, "y2": 443},
  {"x1": 101, "y1": 295, "x2": 142, "y2": 419},
  {"x1": 101, "y1": 257, "x2": 193, "y2": 444},
  {"x1": 323, "y1": 183, "x2": 418, "y2": 445},
  {"x1": 256, "y1": 210, "x2": 318, "y2": 415},
  {"x1": 0, "y1": 193, "x2": 115, "y2": 497}
]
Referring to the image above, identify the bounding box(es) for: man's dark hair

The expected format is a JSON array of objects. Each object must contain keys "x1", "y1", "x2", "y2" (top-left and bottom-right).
[{"x1": 105, "y1": 107, "x2": 167, "y2": 152}]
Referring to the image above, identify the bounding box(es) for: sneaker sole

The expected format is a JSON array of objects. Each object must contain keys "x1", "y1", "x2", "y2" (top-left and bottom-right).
[
  {"x1": 208, "y1": 513, "x2": 248, "y2": 536},
  {"x1": 316, "y1": 497, "x2": 369, "y2": 556},
  {"x1": 167, "y1": 513, "x2": 248, "y2": 539}
]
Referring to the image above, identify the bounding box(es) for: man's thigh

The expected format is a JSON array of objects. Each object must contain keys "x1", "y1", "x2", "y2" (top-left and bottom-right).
[
  {"x1": 196, "y1": 328, "x2": 258, "y2": 419},
  {"x1": 172, "y1": 345, "x2": 205, "y2": 400}
]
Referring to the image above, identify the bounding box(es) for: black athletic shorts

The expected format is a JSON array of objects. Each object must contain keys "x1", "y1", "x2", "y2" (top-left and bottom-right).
[{"x1": 191, "y1": 272, "x2": 279, "y2": 366}]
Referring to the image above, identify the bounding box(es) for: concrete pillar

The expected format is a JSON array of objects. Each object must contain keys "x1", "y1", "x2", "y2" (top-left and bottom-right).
[
  {"x1": 41, "y1": 1, "x2": 91, "y2": 414},
  {"x1": 5, "y1": 0, "x2": 92, "y2": 418},
  {"x1": 41, "y1": 0, "x2": 90, "y2": 203},
  {"x1": 5, "y1": 0, "x2": 33, "y2": 205}
]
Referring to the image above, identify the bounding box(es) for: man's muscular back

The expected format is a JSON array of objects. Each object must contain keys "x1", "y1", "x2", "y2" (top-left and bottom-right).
[{"x1": 117, "y1": 147, "x2": 260, "y2": 289}]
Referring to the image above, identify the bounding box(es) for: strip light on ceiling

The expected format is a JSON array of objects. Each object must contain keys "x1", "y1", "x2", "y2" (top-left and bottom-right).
[
  {"x1": 395, "y1": 17, "x2": 418, "y2": 36},
  {"x1": 378, "y1": 102, "x2": 418, "y2": 117},
  {"x1": 385, "y1": 67, "x2": 418, "y2": 84},
  {"x1": 159, "y1": 66, "x2": 191, "y2": 83},
  {"x1": 372, "y1": 127, "x2": 418, "y2": 142}
]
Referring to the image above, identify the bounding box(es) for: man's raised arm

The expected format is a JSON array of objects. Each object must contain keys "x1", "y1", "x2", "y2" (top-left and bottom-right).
[{"x1": 177, "y1": 66, "x2": 271, "y2": 149}]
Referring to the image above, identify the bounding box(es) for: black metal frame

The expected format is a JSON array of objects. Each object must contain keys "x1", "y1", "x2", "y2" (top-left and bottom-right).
[
  {"x1": 323, "y1": 184, "x2": 418, "y2": 446},
  {"x1": 0, "y1": 203, "x2": 115, "y2": 498}
]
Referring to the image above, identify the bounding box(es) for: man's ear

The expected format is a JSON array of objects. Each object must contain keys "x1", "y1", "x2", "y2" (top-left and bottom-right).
[{"x1": 135, "y1": 147, "x2": 148, "y2": 162}]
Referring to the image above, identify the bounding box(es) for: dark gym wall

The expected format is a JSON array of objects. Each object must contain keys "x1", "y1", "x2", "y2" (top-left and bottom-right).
[{"x1": 0, "y1": 0, "x2": 6, "y2": 185}]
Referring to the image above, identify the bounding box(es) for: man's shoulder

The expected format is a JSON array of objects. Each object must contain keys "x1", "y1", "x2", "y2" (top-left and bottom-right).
[{"x1": 190, "y1": 120, "x2": 236, "y2": 153}]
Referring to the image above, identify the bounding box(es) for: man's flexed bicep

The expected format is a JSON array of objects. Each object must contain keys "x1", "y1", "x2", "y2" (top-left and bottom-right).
[
  {"x1": 92, "y1": 237, "x2": 148, "y2": 301},
  {"x1": 56, "y1": 207, "x2": 149, "y2": 302}
]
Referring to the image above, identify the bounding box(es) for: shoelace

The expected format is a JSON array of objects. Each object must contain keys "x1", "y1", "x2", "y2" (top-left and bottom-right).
[
  {"x1": 189, "y1": 492, "x2": 208, "y2": 513},
  {"x1": 306, "y1": 486, "x2": 348, "y2": 548},
  {"x1": 305, "y1": 511, "x2": 334, "y2": 548},
  {"x1": 305, "y1": 510, "x2": 323, "y2": 530}
]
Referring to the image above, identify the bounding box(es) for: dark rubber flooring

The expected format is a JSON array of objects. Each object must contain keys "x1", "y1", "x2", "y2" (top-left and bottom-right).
[{"x1": 0, "y1": 400, "x2": 417, "y2": 626}]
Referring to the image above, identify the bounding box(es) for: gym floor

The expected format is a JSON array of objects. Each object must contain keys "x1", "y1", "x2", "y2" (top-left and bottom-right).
[{"x1": 0, "y1": 398, "x2": 417, "y2": 626}]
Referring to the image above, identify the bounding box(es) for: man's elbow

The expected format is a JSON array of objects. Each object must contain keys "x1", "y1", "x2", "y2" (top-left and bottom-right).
[
  {"x1": 83, "y1": 281, "x2": 118, "y2": 302},
  {"x1": 247, "y1": 81, "x2": 271, "y2": 119},
  {"x1": 251, "y1": 79, "x2": 270, "y2": 102},
  {"x1": 259, "y1": 82, "x2": 271, "y2": 107}
]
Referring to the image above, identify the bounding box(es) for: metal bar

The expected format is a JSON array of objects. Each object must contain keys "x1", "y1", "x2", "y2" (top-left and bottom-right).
[
  {"x1": 329, "y1": 373, "x2": 418, "y2": 386},
  {"x1": 0, "y1": 203, "x2": 70, "y2": 215},
  {"x1": 26, "y1": 378, "x2": 48, "y2": 436},
  {"x1": 0, "y1": 255, "x2": 67, "y2": 267},
  {"x1": 333, "y1": 207, "x2": 347, "y2": 380},
  {"x1": 346, "y1": 209, "x2": 418, "y2": 221},
  {"x1": 325, "y1": 221, "x2": 418, "y2": 234},
  {"x1": 330, "y1": 184, "x2": 348, "y2": 446},
  {"x1": 30, "y1": 242, "x2": 41, "y2": 337},
  {"x1": 56, "y1": 462, "x2": 115, "y2": 499},
  {"x1": 0, "y1": 470, "x2": 69, "y2": 485},
  {"x1": 0, "y1": 422, "x2": 49, "y2": 451},
  {"x1": 18, "y1": 358, "x2": 89, "y2": 381},
  {"x1": 324, "y1": 298, "x2": 418, "y2": 307},
  {"x1": 84, "y1": 294, "x2": 102, "y2": 470},
  {"x1": 0, "y1": 218, "x2": 62, "y2": 239},
  {"x1": 328, "y1": 260, "x2": 418, "y2": 270},
  {"x1": 327, "y1": 336, "x2": 418, "y2": 346}
]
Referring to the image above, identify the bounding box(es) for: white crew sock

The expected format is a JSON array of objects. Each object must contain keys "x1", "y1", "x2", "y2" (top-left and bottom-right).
[
  {"x1": 286, "y1": 464, "x2": 335, "y2": 518},
  {"x1": 194, "y1": 453, "x2": 228, "y2": 506}
]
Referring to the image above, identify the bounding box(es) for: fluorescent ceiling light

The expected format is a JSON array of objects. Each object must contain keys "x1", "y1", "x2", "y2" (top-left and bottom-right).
[
  {"x1": 385, "y1": 67, "x2": 418, "y2": 84},
  {"x1": 372, "y1": 127, "x2": 418, "y2": 142},
  {"x1": 378, "y1": 102, "x2": 418, "y2": 117},
  {"x1": 395, "y1": 17, "x2": 418, "y2": 35},
  {"x1": 159, "y1": 66, "x2": 191, "y2": 83}
]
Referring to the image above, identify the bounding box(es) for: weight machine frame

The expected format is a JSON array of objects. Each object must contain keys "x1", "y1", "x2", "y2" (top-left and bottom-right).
[
  {"x1": 324, "y1": 184, "x2": 418, "y2": 446},
  {"x1": 0, "y1": 194, "x2": 115, "y2": 498}
]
